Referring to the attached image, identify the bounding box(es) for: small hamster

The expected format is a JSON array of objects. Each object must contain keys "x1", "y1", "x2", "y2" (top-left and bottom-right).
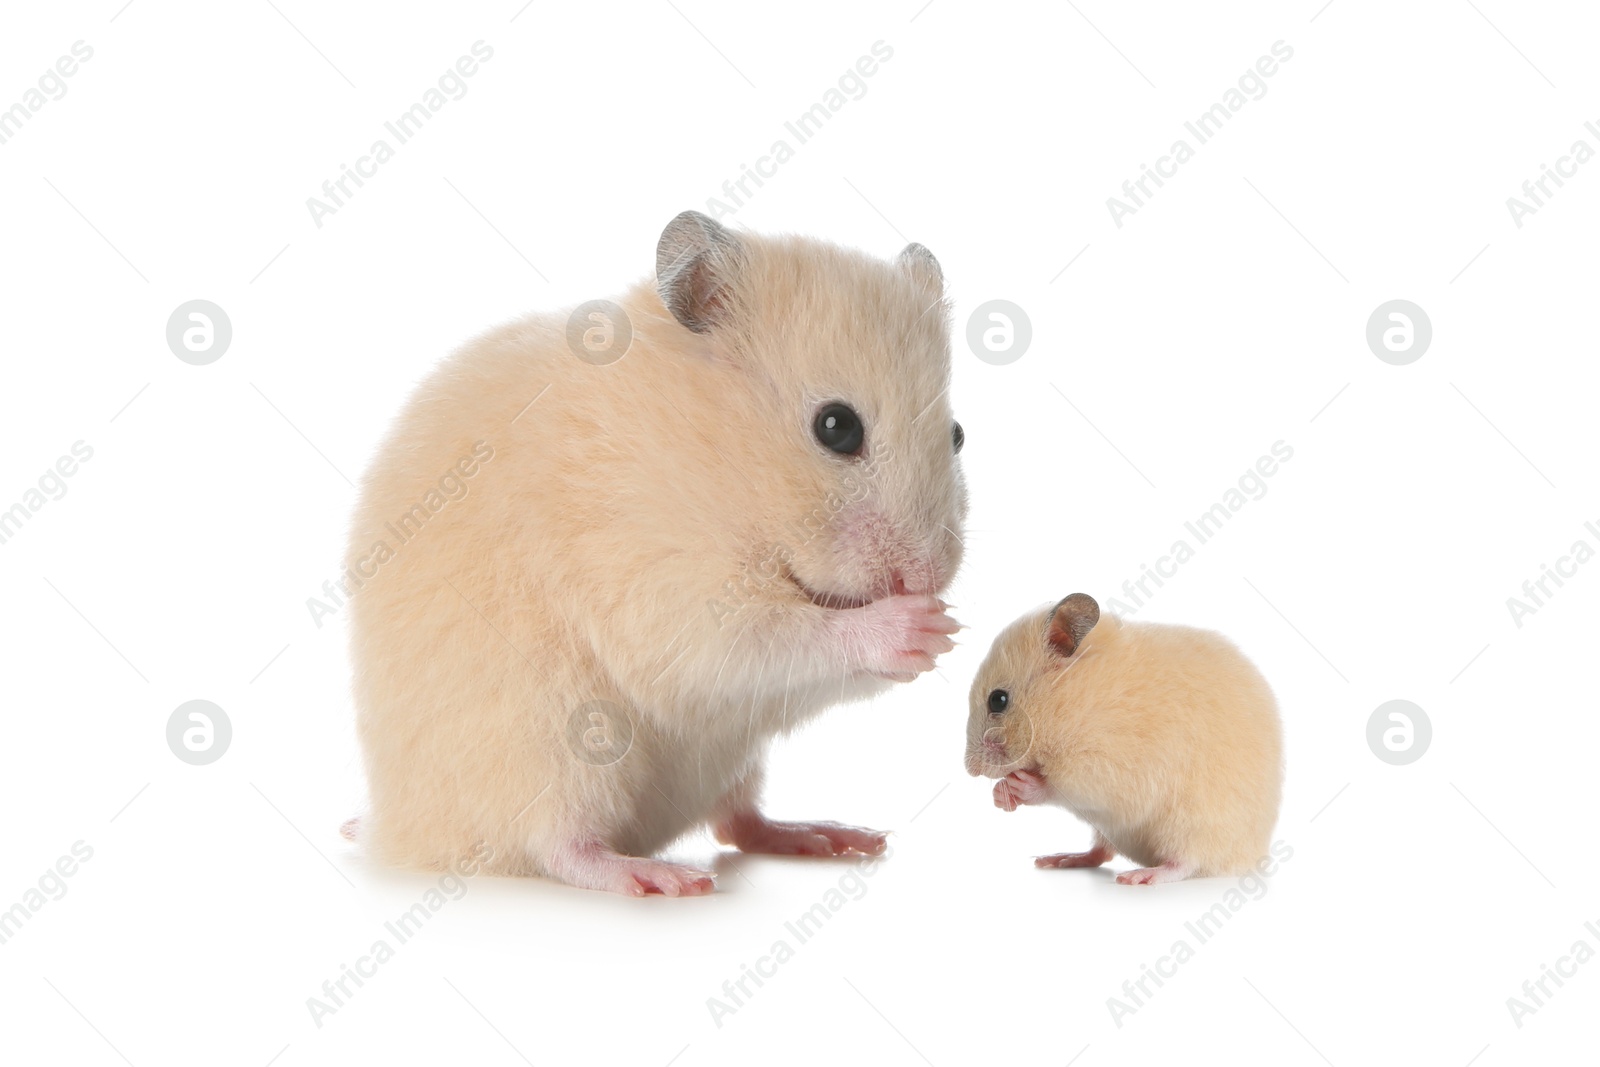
[
  {"x1": 348, "y1": 211, "x2": 966, "y2": 895},
  {"x1": 965, "y1": 594, "x2": 1282, "y2": 884}
]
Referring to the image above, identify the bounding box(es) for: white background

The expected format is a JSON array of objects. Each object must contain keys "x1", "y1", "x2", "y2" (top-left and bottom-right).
[{"x1": 1, "y1": 1, "x2": 1596, "y2": 1064}]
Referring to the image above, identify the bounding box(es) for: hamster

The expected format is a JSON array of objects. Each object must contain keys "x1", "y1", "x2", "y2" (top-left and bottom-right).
[
  {"x1": 347, "y1": 210, "x2": 967, "y2": 896},
  {"x1": 965, "y1": 594, "x2": 1282, "y2": 884}
]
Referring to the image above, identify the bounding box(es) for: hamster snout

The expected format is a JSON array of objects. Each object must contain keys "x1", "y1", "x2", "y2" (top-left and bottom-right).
[
  {"x1": 809, "y1": 503, "x2": 962, "y2": 606},
  {"x1": 965, "y1": 734, "x2": 1009, "y2": 777}
]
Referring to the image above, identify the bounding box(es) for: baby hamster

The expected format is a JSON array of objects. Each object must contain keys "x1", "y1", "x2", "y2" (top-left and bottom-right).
[
  {"x1": 965, "y1": 594, "x2": 1282, "y2": 884},
  {"x1": 347, "y1": 211, "x2": 967, "y2": 895}
]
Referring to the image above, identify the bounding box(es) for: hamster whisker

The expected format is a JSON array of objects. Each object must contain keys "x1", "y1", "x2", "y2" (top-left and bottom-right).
[
  {"x1": 745, "y1": 629, "x2": 783, "y2": 746},
  {"x1": 911, "y1": 383, "x2": 953, "y2": 427},
  {"x1": 914, "y1": 294, "x2": 948, "y2": 326},
  {"x1": 708, "y1": 622, "x2": 751, "y2": 696},
  {"x1": 651, "y1": 614, "x2": 698, "y2": 671},
  {"x1": 780, "y1": 647, "x2": 795, "y2": 733}
]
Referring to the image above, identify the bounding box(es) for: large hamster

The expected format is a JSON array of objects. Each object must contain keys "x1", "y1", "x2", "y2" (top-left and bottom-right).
[
  {"x1": 965, "y1": 594, "x2": 1282, "y2": 884},
  {"x1": 347, "y1": 211, "x2": 966, "y2": 895}
]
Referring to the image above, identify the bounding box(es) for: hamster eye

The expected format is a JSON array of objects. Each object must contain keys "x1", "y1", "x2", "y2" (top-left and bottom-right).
[
  {"x1": 986, "y1": 688, "x2": 1009, "y2": 715},
  {"x1": 814, "y1": 403, "x2": 864, "y2": 456},
  {"x1": 952, "y1": 421, "x2": 964, "y2": 454}
]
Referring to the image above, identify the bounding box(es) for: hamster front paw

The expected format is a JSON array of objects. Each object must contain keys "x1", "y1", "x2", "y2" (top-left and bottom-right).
[
  {"x1": 993, "y1": 769, "x2": 1050, "y2": 811},
  {"x1": 836, "y1": 594, "x2": 960, "y2": 682}
]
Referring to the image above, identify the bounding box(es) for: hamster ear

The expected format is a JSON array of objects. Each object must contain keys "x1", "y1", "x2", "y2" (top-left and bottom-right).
[
  {"x1": 1046, "y1": 593, "x2": 1100, "y2": 658},
  {"x1": 656, "y1": 210, "x2": 739, "y2": 334},
  {"x1": 897, "y1": 242, "x2": 943, "y2": 293}
]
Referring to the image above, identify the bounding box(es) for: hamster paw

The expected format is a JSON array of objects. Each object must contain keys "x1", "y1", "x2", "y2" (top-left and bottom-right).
[
  {"x1": 715, "y1": 813, "x2": 888, "y2": 857},
  {"x1": 1036, "y1": 839, "x2": 1114, "y2": 869},
  {"x1": 838, "y1": 594, "x2": 960, "y2": 681},
  {"x1": 548, "y1": 842, "x2": 716, "y2": 898},
  {"x1": 994, "y1": 769, "x2": 1050, "y2": 811},
  {"x1": 1116, "y1": 861, "x2": 1195, "y2": 886}
]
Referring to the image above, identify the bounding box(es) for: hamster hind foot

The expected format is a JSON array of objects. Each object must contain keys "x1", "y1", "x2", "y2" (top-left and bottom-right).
[
  {"x1": 1115, "y1": 860, "x2": 1195, "y2": 886},
  {"x1": 548, "y1": 841, "x2": 716, "y2": 898},
  {"x1": 1035, "y1": 836, "x2": 1114, "y2": 869},
  {"x1": 714, "y1": 812, "x2": 887, "y2": 858}
]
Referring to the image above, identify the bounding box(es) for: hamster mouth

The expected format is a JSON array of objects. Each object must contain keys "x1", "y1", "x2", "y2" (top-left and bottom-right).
[
  {"x1": 966, "y1": 736, "x2": 1009, "y2": 777},
  {"x1": 785, "y1": 568, "x2": 872, "y2": 611}
]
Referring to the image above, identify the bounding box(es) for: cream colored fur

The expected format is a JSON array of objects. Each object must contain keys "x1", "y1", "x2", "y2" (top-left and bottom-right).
[
  {"x1": 348, "y1": 216, "x2": 966, "y2": 883},
  {"x1": 967, "y1": 604, "x2": 1283, "y2": 876}
]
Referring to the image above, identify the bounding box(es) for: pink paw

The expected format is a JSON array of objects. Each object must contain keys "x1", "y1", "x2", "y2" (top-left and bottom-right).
[
  {"x1": 837, "y1": 594, "x2": 960, "y2": 681},
  {"x1": 1115, "y1": 861, "x2": 1194, "y2": 886},
  {"x1": 617, "y1": 859, "x2": 717, "y2": 897},
  {"x1": 548, "y1": 842, "x2": 716, "y2": 897},
  {"x1": 717, "y1": 816, "x2": 887, "y2": 857},
  {"x1": 1036, "y1": 839, "x2": 1114, "y2": 869},
  {"x1": 993, "y1": 769, "x2": 1050, "y2": 812}
]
